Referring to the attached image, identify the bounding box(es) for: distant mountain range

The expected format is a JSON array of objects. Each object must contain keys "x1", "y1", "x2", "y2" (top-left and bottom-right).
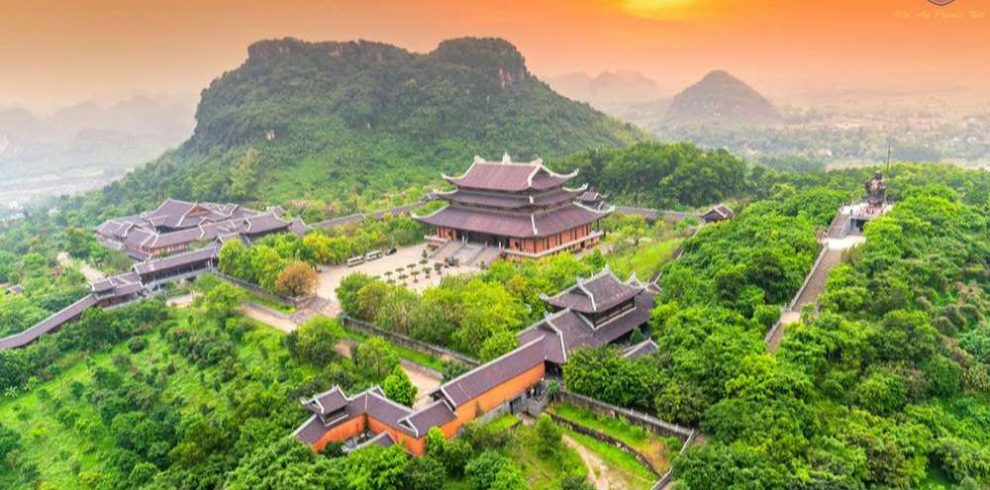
[
  {"x1": 94, "y1": 37, "x2": 645, "y2": 214},
  {"x1": 0, "y1": 94, "x2": 196, "y2": 180},
  {"x1": 663, "y1": 70, "x2": 781, "y2": 127},
  {"x1": 548, "y1": 69, "x2": 780, "y2": 129}
]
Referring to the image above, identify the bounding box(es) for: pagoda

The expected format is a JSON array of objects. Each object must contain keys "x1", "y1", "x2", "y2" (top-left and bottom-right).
[{"x1": 417, "y1": 154, "x2": 612, "y2": 259}]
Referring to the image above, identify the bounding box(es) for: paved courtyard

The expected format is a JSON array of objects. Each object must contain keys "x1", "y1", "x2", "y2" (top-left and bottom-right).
[{"x1": 315, "y1": 242, "x2": 476, "y2": 303}]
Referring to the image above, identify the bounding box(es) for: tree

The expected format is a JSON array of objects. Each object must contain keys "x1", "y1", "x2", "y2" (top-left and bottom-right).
[
  {"x1": 355, "y1": 281, "x2": 390, "y2": 322},
  {"x1": 228, "y1": 147, "x2": 260, "y2": 200},
  {"x1": 560, "y1": 476, "x2": 594, "y2": 490},
  {"x1": 374, "y1": 286, "x2": 418, "y2": 335},
  {"x1": 0, "y1": 250, "x2": 14, "y2": 282},
  {"x1": 466, "y1": 451, "x2": 516, "y2": 490},
  {"x1": 337, "y1": 273, "x2": 376, "y2": 317},
  {"x1": 478, "y1": 330, "x2": 517, "y2": 362},
  {"x1": 290, "y1": 317, "x2": 345, "y2": 366},
  {"x1": 202, "y1": 281, "x2": 244, "y2": 324},
  {"x1": 275, "y1": 261, "x2": 318, "y2": 297},
  {"x1": 403, "y1": 455, "x2": 445, "y2": 490},
  {"x1": 534, "y1": 414, "x2": 562, "y2": 456},
  {"x1": 339, "y1": 444, "x2": 409, "y2": 490},
  {"x1": 0, "y1": 423, "x2": 21, "y2": 464},
  {"x1": 425, "y1": 427, "x2": 446, "y2": 456},
  {"x1": 353, "y1": 337, "x2": 401, "y2": 381},
  {"x1": 489, "y1": 464, "x2": 527, "y2": 490},
  {"x1": 219, "y1": 241, "x2": 253, "y2": 282},
  {"x1": 382, "y1": 365, "x2": 417, "y2": 407}
]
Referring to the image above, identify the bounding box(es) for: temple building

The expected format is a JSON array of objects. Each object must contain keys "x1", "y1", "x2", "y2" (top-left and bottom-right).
[
  {"x1": 96, "y1": 199, "x2": 305, "y2": 260},
  {"x1": 416, "y1": 154, "x2": 612, "y2": 259},
  {"x1": 293, "y1": 266, "x2": 654, "y2": 455}
]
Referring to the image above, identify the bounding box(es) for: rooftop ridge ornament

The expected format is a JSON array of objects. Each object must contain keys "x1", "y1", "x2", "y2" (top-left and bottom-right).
[{"x1": 502, "y1": 152, "x2": 511, "y2": 164}]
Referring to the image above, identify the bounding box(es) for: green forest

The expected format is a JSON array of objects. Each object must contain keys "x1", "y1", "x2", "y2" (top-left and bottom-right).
[{"x1": 3, "y1": 38, "x2": 990, "y2": 487}]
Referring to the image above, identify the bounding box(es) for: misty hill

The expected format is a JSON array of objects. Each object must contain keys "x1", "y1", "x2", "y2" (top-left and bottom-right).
[
  {"x1": 101, "y1": 37, "x2": 644, "y2": 213},
  {"x1": 663, "y1": 70, "x2": 781, "y2": 127},
  {"x1": 0, "y1": 94, "x2": 196, "y2": 180},
  {"x1": 548, "y1": 71, "x2": 665, "y2": 109},
  {"x1": 547, "y1": 71, "x2": 669, "y2": 128}
]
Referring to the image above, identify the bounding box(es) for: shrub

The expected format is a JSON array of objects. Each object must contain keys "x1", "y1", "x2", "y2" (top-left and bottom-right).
[
  {"x1": 534, "y1": 414, "x2": 562, "y2": 456},
  {"x1": 382, "y1": 365, "x2": 417, "y2": 407},
  {"x1": 403, "y1": 455, "x2": 445, "y2": 490},
  {"x1": 465, "y1": 451, "x2": 516, "y2": 490}
]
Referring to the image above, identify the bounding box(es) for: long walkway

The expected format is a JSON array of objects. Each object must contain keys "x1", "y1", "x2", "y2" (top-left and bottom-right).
[{"x1": 767, "y1": 234, "x2": 865, "y2": 352}]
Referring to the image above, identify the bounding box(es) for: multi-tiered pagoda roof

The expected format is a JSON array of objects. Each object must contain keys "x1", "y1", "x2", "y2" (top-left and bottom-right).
[{"x1": 418, "y1": 154, "x2": 612, "y2": 241}]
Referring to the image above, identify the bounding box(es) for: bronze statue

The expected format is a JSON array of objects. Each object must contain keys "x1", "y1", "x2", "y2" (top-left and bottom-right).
[{"x1": 865, "y1": 171, "x2": 886, "y2": 206}]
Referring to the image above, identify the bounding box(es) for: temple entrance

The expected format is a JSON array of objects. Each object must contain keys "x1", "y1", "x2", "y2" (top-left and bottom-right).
[{"x1": 458, "y1": 231, "x2": 508, "y2": 248}]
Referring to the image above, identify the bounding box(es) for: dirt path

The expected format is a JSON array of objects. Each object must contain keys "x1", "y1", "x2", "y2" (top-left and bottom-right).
[
  {"x1": 57, "y1": 252, "x2": 105, "y2": 282},
  {"x1": 241, "y1": 303, "x2": 297, "y2": 333},
  {"x1": 167, "y1": 293, "x2": 197, "y2": 308},
  {"x1": 563, "y1": 434, "x2": 620, "y2": 490}
]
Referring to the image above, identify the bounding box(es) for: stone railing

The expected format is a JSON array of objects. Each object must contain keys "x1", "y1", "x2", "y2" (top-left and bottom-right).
[
  {"x1": 547, "y1": 412, "x2": 664, "y2": 477},
  {"x1": 553, "y1": 390, "x2": 697, "y2": 490},
  {"x1": 651, "y1": 428, "x2": 697, "y2": 490},
  {"x1": 556, "y1": 390, "x2": 693, "y2": 439},
  {"x1": 340, "y1": 314, "x2": 480, "y2": 367}
]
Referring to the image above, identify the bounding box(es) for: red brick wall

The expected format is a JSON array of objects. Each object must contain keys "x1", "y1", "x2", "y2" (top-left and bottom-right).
[{"x1": 312, "y1": 416, "x2": 365, "y2": 452}]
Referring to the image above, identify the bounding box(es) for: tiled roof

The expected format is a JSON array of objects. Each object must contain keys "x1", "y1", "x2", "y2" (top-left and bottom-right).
[
  {"x1": 418, "y1": 203, "x2": 606, "y2": 239},
  {"x1": 623, "y1": 339, "x2": 659, "y2": 359},
  {"x1": 440, "y1": 338, "x2": 546, "y2": 408},
  {"x1": 519, "y1": 281, "x2": 657, "y2": 361},
  {"x1": 0, "y1": 294, "x2": 99, "y2": 349},
  {"x1": 133, "y1": 245, "x2": 218, "y2": 276},
  {"x1": 443, "y1": 156, "x2": 578, "y2": 192},
  {"x1": 244, "y1": 213, "x2": 291, "y2": 235},
  {"x1": 303, "y1": 386, "x2": 350, "y2": 415},
  {"x1": 293, "y1": 415, "x2": 331, "y2": 445},
  {"x1": 96, "y1": 200, "x2": 294, "y2": 254},
  {"x1": 543, "y1": 267, "x2": 644, "y2": 313},
  {"x1": 702, "y1": 204, "x2": 734, "y2": 222},
  {"x1": 401, "y1": 399, "x2": 456, "y2": 436}
]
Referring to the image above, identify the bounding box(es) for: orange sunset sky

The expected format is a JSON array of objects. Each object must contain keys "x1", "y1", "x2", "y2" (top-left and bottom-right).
[{"x1": 1, "y1": 0, "x2": 988, "y2": 111}]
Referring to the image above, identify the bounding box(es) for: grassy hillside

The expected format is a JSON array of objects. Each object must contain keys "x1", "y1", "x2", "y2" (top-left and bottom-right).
[{"x1": 93, "y1": 37, "x2": 644, "y2": 217}]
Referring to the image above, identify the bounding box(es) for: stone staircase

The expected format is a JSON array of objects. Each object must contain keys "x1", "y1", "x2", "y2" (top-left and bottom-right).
[
  {"x1": 429, "y1": 240, "x2": 463, "y2": 261},
  {"x1": 469, "y1": 246, "x2": 502, "y2": 268},
  {"x1": 452, "y1": 243, "x2": 482, "y2": 265},
  {"x1": 791, "y1": 248, "x2": 843, "y2": 310},
  {"x1": 827, "y1": 212, "x2": 851, "y2": 239}
]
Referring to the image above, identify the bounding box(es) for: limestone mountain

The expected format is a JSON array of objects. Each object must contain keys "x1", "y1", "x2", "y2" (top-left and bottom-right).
[
  {"x1": 663, "y1": 70, "x2": 781, "y2": 127},
  {"x1": 101, "y1": 37, "x2": 644, "y2": 214}
]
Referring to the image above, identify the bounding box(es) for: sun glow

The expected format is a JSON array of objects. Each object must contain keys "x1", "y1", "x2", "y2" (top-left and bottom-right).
[{"x1": 622, "y1": 0, "x2": 701, "y2": 20}]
